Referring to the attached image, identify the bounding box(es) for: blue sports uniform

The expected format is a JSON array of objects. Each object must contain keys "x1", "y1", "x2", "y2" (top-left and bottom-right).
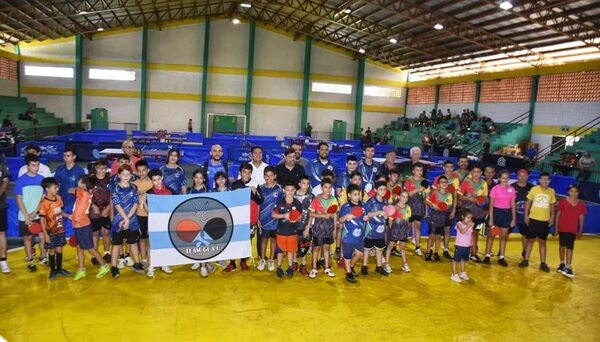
[
  {"x1": 159, "y1": 165, "x2": 187, "y2": 194},
  {"x1": 54, "y1": 164, "x2": 86, "y2": 214},
  {"x1": 364, "y1": 197, "x2": 387, "y2": 240},
  {"x1": 340, "y1": 202, "x2": 366, "y2": 259},
  {"x1": 358, "y1": 159, "x2": 380, "y2": 192},
  {"x1": 205, "y1": 160, "x2": 227, "y2": 191},
  {"x1": 306, "y1": 158, "x2": 337, "y2": 188},
  {"x1": 258, "y1": 183, "x2": 283, "y2": 231},
  {"x1": 111, "y1": 183, "x2": 139, "y2": 233}
]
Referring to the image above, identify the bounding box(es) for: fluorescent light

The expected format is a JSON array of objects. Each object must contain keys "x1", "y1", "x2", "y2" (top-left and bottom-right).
[
  {"x1": 359, "y1": 48, "x2": 366, "y2": 54},
  {"x1": 24, "y1": 65, "x2": 74, "y2": 78},
  {"x1": 312, "y1": 82, "x2": 352, "y2": 95},
  {"x1": 389, "y1": 38, "x2": 397, "y2": 44},
  {"x1": 232, "y1": 18, "x2": 240, "y2": 24},
  {"x1": 97, "y1": 27, "x2": 104, "y2": 31},
  {"x1": 89, "y1": 68, "x2": 136, "y2": 81},
  {"x1": 364, "y1": 86, "x2": 402, "y2": 98},
  {"x1": 344, "y1": 8, "x2": 352, "y2": 14},
  {"x1": 79, "y1": 10, "x2": 89, "y2": 15},
  {"x1": 434, "y1": 23, "x2": 444, "y2": 30},
  {"x1": 499, "y1": 1, "x2": 513, "y2": 10},
  {"x1": 240, "y1": 3, "x2": 251, "y2": 8}
]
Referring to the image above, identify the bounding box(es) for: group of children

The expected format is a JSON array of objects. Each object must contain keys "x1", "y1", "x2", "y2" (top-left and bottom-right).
[{"x1": 0, "y1": 144, "x2": 587, "y2": 284}]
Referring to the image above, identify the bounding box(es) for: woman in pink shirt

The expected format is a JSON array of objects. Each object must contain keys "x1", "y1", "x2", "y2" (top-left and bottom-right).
[{"x1": 484, "y1": 170, "x2": 516, "y2": 267}]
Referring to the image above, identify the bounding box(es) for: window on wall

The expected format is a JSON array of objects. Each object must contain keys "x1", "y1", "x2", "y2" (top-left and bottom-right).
[
  {"x1": 311, "y1": 82, "x2": 352, "y2": 95},
  {"x1": 89, "y1": 68, "x2": 136, "y2": 81},
  {"x1": 364, "y1": 86, "x2": 402, "y2": 98},
  {"x1": 24, "y1": 65, "x2": 74, "y2": 78}
]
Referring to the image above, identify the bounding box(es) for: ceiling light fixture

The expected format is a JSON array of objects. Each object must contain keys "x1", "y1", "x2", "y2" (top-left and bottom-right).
[
  {"x1": 97, "y1": 27, "x2": 104, "y2": 31},
  {"x1": 389, "y1": 38, "x2": 397, "y2": 44},
  {"x1": 232, "y1": 18, "x2": 240, "y2": 24},
  {"x1": 359, "y1": 48, "x2": 366, "y2": 54},
  {"x1": 79, "y1": 10, "x2": 89, "y2": 15},
  {"x1": 344, "y1": 8, "x2": 352, "y2": 14},
  {"x1": 434, "y1": 23, "x2": 444, "y2": 30},
  {"x1": 499, "y1": 1, "x2": 513, "y2": 10},
  {"x1": 240, "y1": 3, "x2": 251, "y2": 8}
]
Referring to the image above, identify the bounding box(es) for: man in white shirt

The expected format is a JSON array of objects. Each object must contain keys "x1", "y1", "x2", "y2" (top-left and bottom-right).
[
  {"x1": 247, "y1": 146, "x2": 269, "y2": 187},
  {"x1": 17, "y1": 144, "x2": 52, "y2": 177}
]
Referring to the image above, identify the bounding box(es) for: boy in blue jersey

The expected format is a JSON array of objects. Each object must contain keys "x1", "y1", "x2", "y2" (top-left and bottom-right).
[
  {"x1": 110, "y1": 154, "x2": 138, "y2": 192},
  {"x1": 336, "y1": 155, "x2": 359, "y2": 197},
  {"x1": 339, "y1": 184, "x2": 368, "y2": 283},
  {"x1": 54, "y1": 147, "x2": 86, "y2": 244},
  {"x1": 362, "y1": 181, "x2": 390, "y2": 277},
  {"x1": 257, "y1": 166, "x2": 283, "y2": 272},
  {"x1": 294, "y1": 175, "x2": 313, "y2": 276},
  {"x1": 15, "y1": 155, "x2": 45, "y2": 272},
  {"x1": 159, "y1": 148, "x2": 187, "y2": 195},
  {"x1": 358, "y1": 143, "x2": 381, "y2": 193},
  {"x1": 306, "y1": 142, "x2": 337, "y2": 188},
  {"x1": 308, "y1": 178, "x2": 338, "y2": 279}
]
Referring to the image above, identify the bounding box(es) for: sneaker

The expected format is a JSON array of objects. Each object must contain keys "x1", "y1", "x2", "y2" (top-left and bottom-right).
[
  {"x1": 216, "y1": 260, "x2": 228, "y2": 267},
  {"x1": 257, "y1": 259, "x2": 266, "y2": 271},
  {"x1": 308, "y1": 268, "x2": 317, "y2": 279},
  {"x1": 240, "y1": 260, "x2": 249, "y2": 271},
  {"x1": 57, "y1": 269, "x2": 71, "y2": 276},
  {"x1": 498, "y1": 258, "x2": 508, "y2": 267},
  {"x1": 48, "y1": 271, "x2": 57, "y2": 280},
  {"x1": 337, "y1": 258, "x2": 345, "y2": 268},
  {"x1": 459, "y1": 272, "x2": 470, "y2": 280},
  {"x1": 350, "y1": 267, "x2": 358, "y2": 277},
  {"x1": 91, "y1": 256, "x2": 100, "y2": 266},
  {"x1": 424, "y1": 252, "x2": 432, "y2": 262},
  {"x1": 125, "y1": 256, "x2": 134, "y2": 267},
  {"x1": 483, "y1": 256, "x2": 491, "y2": 264},
  {"x1": 141, "y1": 259, "x2": 148, "y2": 268},
  {"x1": 299, "y1": 265, "x2": 309, "y2": 276},
  {"x1": 433, "y1": 253, "x2": 441, "y2": 262},
  {"x1": 361, "y1": 265, "x2": 368, "y2": 276},
  {"x1": 286, "y1": 267, "x2": 293, "y2": 278},
  {"x1": 561, "y1": 267, "x2": 574, "y2": 279},
  {"x1": 0, "y1": 260, "x2": 11, "y2": 273},
  {"x1": 191, "y1": 263, "x2": 201, "y2": 270},
  {"x1": 206, "y1": 263, "x2": 216, "y2": 274},
  {"x1": 375, "y1": 266, "x2": 388, "y2": 276},
  {"x1": 117, "y1": 258, "x2": 126, "y2": 269},
  {"x1": 346, "y1": 272, "x2": 357, "y2": 283},
  {"x1": 222, "y1": 264, "x2": 237, "y2": 273},
  {"x1": 161, "y1": 266, "x2": 173, "y2": 274},
  {"x1": 73, "y1": 269, "x2": 87, "y2": 281},
  {"x1": 103, "y1": 252, "x2": 111, "y2": 263},
  {"x1": 556, "y1": 263, "x2": 565, "y2": 273},
  {"x1": 200, "y1": 266, "x2": 208, "y2": 277},
  {"x1": 134, "y1": 263, "x2": 145, "y2": 273},
  {"x1": 415, "y1": 247, "x2": 423, "y2": 256},
  {"x1": 276, "y1": 267, "x2": 284, "y2": 279},
  {"x1": 470, "y1": 255, "x2": 482, "y2": 263},
  {"x1": 392, "y1": 248, "x2": 402, "y2": 257},
  {"x1": 384, "y1": 263, "x2": 392, "y2": 274},
  {"x1": 267, "y1": 260, "x2": 275, "y2": 271},
  {"x1": 111, "y1": 266, "x2": 120, "y2": 278},
  {"x1": 27, "y1": 262, "x2": 37, "y2": 272},
  {"x1": 324, "y1": 268, "x2": 335, "y2": 277},
  {"x1": 519, "y1": 260, "x2": 529, "y2": 268},
  {"x1": 401, "y1": 263, "x2": 411, "y2": 273},
  {"x1": 97, "y1": 264, "x2": 110, "y2": 278},
  {"x1": 292, "y1": 262, "x2": 298, "y2": 272},
  {"x1": 147, "y1": 268, "x2": 155, "y2": 278},
  {"x1": 39, "y1": 257, "x2": 48, "y2": 266},
  {"x1": 317, "y1": 258, "x2": 325, "y2": 269},
  {"x1": 334, "y1": 249, "x2": 340, "y2": 260},
  {"x1": 450, "y1": 274, "x2": 462, "y2": 283},
  {"x1": 539, "y1": 263, "x2": 550, "y2": 273},
  {"x1": 443, "y1": 250, "x2": 452, "y2": 259}
]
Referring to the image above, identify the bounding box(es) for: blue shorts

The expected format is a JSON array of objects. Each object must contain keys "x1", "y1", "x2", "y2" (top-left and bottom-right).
[
  {"x1": 342, "y1": 241, "x2": 364, "y2": 259},
  {"x1": 453, "y1": 246, "x2": 470, "y2": 261},
  {"x1": 74, "y1": 225, "x2": 94, "y2": 250},
  {"x1": 45, "y1": 232, "x2": 66, "y2": 249}
]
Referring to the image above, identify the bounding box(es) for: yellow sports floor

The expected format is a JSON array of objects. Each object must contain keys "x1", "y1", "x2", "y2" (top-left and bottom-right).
[{"x1": 1, "y1": 236, "x2": 599, "y2": 342}]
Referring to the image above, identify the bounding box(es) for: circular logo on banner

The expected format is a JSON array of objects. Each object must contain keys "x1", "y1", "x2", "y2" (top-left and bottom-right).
[{"x1": 168, "y1": 197, "x2": 234, "y2": 260}]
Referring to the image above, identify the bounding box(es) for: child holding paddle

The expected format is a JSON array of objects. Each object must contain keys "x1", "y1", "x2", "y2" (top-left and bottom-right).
[
  {"x1": 257, "y1": 166, "x2": 283, "y2": 272},
  {"x1": 485, "y1": 169, "x2": 516, "y2": 267},
  {"x1": 554, "y1": 184, "x2": 586, "y2": 278},
  {"x1": 403, "y1": 162, "x2": 429, "y2": 257},
  {"x1": 385, "y1": 190, "x2": 412, "y2": 273},
  {"x1": 338, "y1": 184, "x2": 367, "y2": 283},
  {"x1": 458, "y1": 165, "x2": 489, "y2": 263},
  {"x1": 451, "y1": 208, "x2": 474, "y2": 283},
  {"x1": 425, "y1": 176, "x2": 453, "y2": 262},
  {"x1": 362, "y1": 181, "x2": 391, "y2": 276},
  {"x1": 433, "y1": 160, "x2": 460, "y2": 259},
  {"x1": 272, "y1": 181, "x2": 303, "y2": 278},
  {"x1": 308, "y1": 178, "x2": 338, "y2": 279},
  {"x1": 38, "y1": 177, "x2": 70, "y2": 279},
  {"x1": 294, "y1": 175, "x2": 313, "y2": 276}
]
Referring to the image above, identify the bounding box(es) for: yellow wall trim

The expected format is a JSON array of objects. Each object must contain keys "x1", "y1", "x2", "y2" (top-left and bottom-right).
[
  {"x1": 84, "y1": 58, "x2": 140, "y2": 68},
  {"x1": 83, "y1": 89, "x2": 140, "y2": 98},
  {"x1": 148, "y1": 91, "x2": 200, "y2": 101},
  {"x1": 148, "y1": 63, "x2": 202, "y2": 72},
  {"x1": 18, "y1": 37, "x2": 75, "y2": 48},
  {"x1": 205, "y1": 95, "x2": 246, "y2": 104},
  {"x1": 254, "y1": 69, "x2": 303, "y2": 79},
  {"x1": 312, "y1": 73, "x2": 355, "y2": 83},
  {"x1": 363, "y1": 105, "x2": 404, "y2": 114},
  {"x1": 532, "y1": 125, "x2": 598, "y2": 136},
  {"x1": 365, "y1": 78, "x2": 406, "y2": 87},
  {"x1": 20, "y1": 55, "x2": 74, "y2": 65},
  {"x1": 207, "y1": 66, "x2": 246, "y2": 75},
  {"x1": 21, "y1": 86, "x2": 74, "y2": 96}
]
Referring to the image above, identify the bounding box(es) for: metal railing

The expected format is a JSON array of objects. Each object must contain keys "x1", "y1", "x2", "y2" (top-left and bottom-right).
[
  {"x1": 20, "y1": 122, "x2": 89, "y2": 141},
  {"x1": 463, "y1": 110, "x2": 531, "y2": 153},
  {"x1": 533, "y1": 115, "x2": 600, "y2": 164}
]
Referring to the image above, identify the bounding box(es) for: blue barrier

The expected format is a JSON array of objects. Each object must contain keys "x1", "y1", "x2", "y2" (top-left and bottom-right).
[
  {"x1": 186, "y1": 133, "x2": 204, "y2": 142},
  {"x1": 16, "y1": 141, "x2": 65, "y2": 161},
  {"x1": 229, "y1": 147, "x2": 252, "y2": 163},
  {"x1": 551, "y1": 174, "x2": 576, "y2": 196},
  {"x1": 374, "y1": 145, "x2": 395, "y2": 154}
]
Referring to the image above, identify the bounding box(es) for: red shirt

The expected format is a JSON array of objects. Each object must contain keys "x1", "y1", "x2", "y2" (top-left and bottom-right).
[
  {"x1": 556, "y1": 199, "x2": 586, "y2": 234},
  {"x1": 149, "y1": 185, "x2": 173, "y2": 195}
]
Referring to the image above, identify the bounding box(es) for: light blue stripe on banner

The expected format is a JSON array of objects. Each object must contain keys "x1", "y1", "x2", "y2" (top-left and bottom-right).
[
  {"x1": 149, "y1": 223, "x2": 250, "y2": 250},
  {"x1": 147, "y1": 188, "x2": 250, "y2": 213}
]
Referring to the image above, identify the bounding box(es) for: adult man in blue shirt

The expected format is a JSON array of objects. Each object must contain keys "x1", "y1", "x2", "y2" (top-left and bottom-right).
[
  {"x1": 54, "y1": 147, "x2": 87, "y2": 234},
  {"x1": 306, "y1": 142, "x2": 336, "y2": 189},
  {"x1": 203, "y1": 144, "x2": 229, "y2": 190}
]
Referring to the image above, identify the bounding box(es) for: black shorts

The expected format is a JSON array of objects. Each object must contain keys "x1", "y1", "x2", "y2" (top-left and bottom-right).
[
  {"x1": 138, "y1": 216, "x2": 149, "y2": 239},
  {"x1": 444, "y1": 218, "x2": 454, "y2": 228},
  {"x1": 45, "y1": 232, "x2": 66, "y2": 249},
  {"x1": 260, "y1": 229, "x2": 277, "y2": 239},
  {"x1": 517, "y1": 223, "x2": 529, "y2": 236},
  {"x1": 111, "y1": 229, "x2": 140, "y2": 245},
  {"x1": 526, "y1": 219, "x2": 550, "y2": 240},
  {"x1": 19, "y1": 219, "x2": 40, "y2": 237},
  {"x1": 91, "y1": 217, "x2": 111, "y2": 232},
  {"x1": 492, "y1": 208, "x2": 512, "y2": 228},
  {"x1": 473, "y1": 218, "x2": 486, "y2": 231},
  {"x1": 0, "y1": 207, "x2": 7, "y2": 232},
  {"x1": 409, "y1": 215, "x2": 423, "y2": 223},
  {"x1": 312, "y1": 236, "x2": 333, "y2": 247},
  {"x1": 364, "y1": 238, "x2": 385, "y2": 249},
  {"x1": 559, "y1": 233, "x2": 576, "y2": 249}
]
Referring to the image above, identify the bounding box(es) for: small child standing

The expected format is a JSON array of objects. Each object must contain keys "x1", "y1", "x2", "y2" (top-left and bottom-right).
[
  {"x1": 257, "y1": 167, "x2": 283, "y2": 272},
  {"x1": 294, "y1": 175, "x2": 313, "y2": 276},
  {"x1": 39, "y1": 177, "x2": 70, "y2": 279},
  {"x1": 554, "y1": 184, "x2": 586, "y2": 278},
  {"x1": 272, "y1": 181, "x2": 302, "y2": 278},
  {"x1": 451, "y1": 209, "x2": 474, "y2": 283},
  {"x1": 187, "y1": 168, "x2": 209, "y2": 194},
  {"x1": 90, "y1": 158, "x2": 112, "y2": 265},
  {"x1": 133, "y1": 160, "x2": 153, "y2": 276},
  {"x1": 308, "y1": 178, "x2": 338, "y2": 279},
  {"x1": 386, "y1": 191, "x2": 412, "y2": 273},
  {"x1": 147, "y1": 169, "x2": 175, "y2": 276},
  {"x1": 338, "y1": 184, "x2": 367, "y2": 283}
]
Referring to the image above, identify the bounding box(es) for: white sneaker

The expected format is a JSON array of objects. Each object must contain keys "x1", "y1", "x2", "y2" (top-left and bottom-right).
[
  {"x1": 200, "y1": 266, "x2": 208, "y2": 277},
  {"x1": 267, "y1": 260, "x2": 275, "y2": 271},
  {"x1": 401, "y1": 263, "x2": 411, "y2": 273},
  {"x1": 117, "y1": 258, "x2": 126, "y2": 269},
  {"x1": 125, "y1": 256, "x2": 134, "y2": 267},
  {"x1": 450, "y1": 274, "x2": 462, "y2": 283},
  {"x1": 415, "y1": 248, "x2": 423, "y2": 256},
  {"x1": 205, "y1": 262, "x2": 216, "y2": 274},
  {"x1": 141, "y1": 259, "x2": 148, "y2": 268},
  {"x1": 257, "y1": 259, "x2": 266, "y2": 271},
  {"x1": 384, "y1": 263, "x2": 392, "y2": 273},
  {"x1": 1, "y1": 260, "x2": 11, "y2": 273},
  {"x1": 191, "y1": 263, "x2": 201, "y2": 270},
  {"x1": 147, "y1": 268, "x2": 154, "y2": 278},
  {"x1": 161, "y1": 266, "x2": 173, "y2": 274},
  {"x1": 39, "y1": 257, "x2": 48, "y2": 266},
  {"x1": 324, "y1": 268, "x2": 335, "y2": 277},
  {"x1": 309, "y1": 269, "x2": 317, "y2": 279},
  {"x1": 459, "y1": 272, "x2": 469, "y2": 280}
]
